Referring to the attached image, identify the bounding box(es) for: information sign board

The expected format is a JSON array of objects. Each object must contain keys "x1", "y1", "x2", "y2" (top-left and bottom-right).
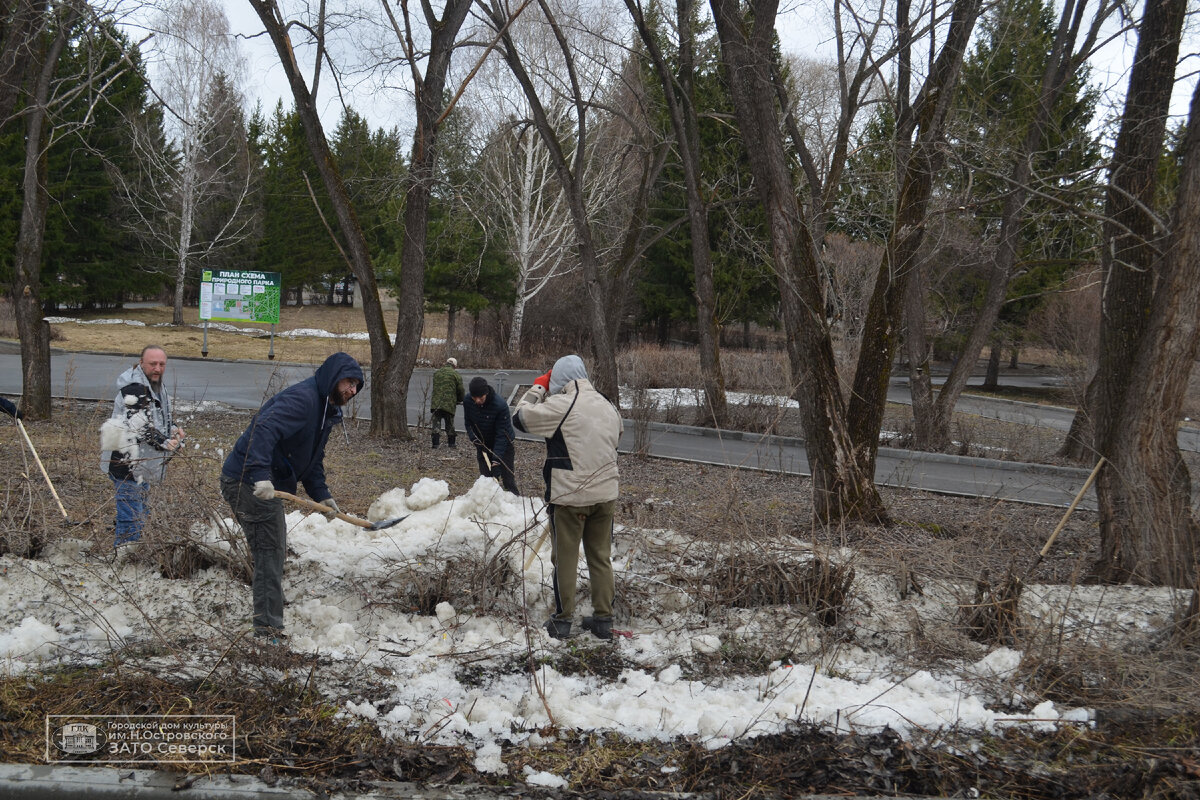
[{"x1": 199, "y1": 270, "x2": 281, "y2": 324}]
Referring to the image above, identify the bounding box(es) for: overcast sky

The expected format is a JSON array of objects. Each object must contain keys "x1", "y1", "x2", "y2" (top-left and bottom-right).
[{"x1": 128, "y1": 0, "x2": 1195, "y2": 147}]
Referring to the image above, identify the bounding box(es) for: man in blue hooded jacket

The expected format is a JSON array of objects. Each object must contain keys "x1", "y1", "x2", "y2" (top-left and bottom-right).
[{"x1": 220, "y1": 352, "x2": 364, "y2": 641}]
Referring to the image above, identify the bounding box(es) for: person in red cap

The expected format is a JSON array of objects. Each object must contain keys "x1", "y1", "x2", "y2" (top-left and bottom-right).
[{"x1": 513, "y1": 354, "x2": 622, "y2": 641}]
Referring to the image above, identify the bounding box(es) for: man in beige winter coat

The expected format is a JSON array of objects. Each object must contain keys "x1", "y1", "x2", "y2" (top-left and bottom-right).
[{"x1": 513, "y1": 354, "x2": 622, "y2": 640}]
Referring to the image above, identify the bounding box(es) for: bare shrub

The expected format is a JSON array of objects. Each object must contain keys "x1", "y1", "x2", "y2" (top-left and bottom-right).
[
  {"x1": 958, "y1": 569, "x2": 1023, "y2": 645},
  {"x1": 724, "y1": 397, "x2": 791, "y2": 435},
  {"x1": 384, "y1": 519, "x2": 526, "y2": 618},
  {"x1": 616, "y1": 345, "x2": 792, "y2": 395},
  {"x1": 132, "y1": 519, "x2": 251, "y2": 583},
  {"x1": 122, "y1": 457, "x2": 255, "y2": 582},
  {"x1": 1172, "y1": 578, "x2": 1200, "y2": 647},
  {"x1": 707, "y1": 554, "x2": 856, "y2": 627},
  {"x1": 823, "y1": 232, "x2": 882, "y2": 373},
  {"x1": 391, "y1": 553, "x2": 521, "y2": 617},
  {"x1": 0, "y1": 298, "x2": 15, "y2": 339},
  {"x1": 1028, "y1": 268, "x2": 1100, "y2": 405},
  {"x1": 0, "y1": 477, "x2": 49, "y2": 559}
]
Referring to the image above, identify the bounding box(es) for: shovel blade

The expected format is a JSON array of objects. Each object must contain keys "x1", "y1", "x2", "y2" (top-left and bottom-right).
[{"x1": 368, "y1": 514, "x2": 409, "y2": 531}]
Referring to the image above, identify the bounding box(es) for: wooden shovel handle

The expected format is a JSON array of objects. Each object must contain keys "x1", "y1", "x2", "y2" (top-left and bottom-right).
[
  {"x1": 273, "y1": 490, "x2": 372, "y2": 529},
  {"x1": 16, "y1": 418, "x2": 69, "y2": 520}
]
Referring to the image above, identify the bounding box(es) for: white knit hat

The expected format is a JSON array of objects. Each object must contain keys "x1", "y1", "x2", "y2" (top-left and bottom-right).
[{"x1": 446, "y1": 357, "x2": 458, "y2": 367}]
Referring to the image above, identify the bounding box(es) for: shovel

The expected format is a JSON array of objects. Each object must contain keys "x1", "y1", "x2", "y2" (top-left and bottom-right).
[
  {"x1": 274, "y1": 491, "x2": 409, "y2": 531},
  {"x1": 14, "y1": 417, "x2": 73, "y2": 523}
]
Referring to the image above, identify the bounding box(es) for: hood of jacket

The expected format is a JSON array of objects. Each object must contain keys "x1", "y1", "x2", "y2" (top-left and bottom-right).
[
  {"x1": 549, "y1": 354, "x2": 588, "y2": 395},
  {"x1": 314, "y1": 352, "x2": 364, "y2": 402}
]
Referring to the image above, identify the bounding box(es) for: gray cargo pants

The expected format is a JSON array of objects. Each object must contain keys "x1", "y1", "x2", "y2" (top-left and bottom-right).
[{"x1": 220, "y1": 476, "x2": 287, "y2": 634}]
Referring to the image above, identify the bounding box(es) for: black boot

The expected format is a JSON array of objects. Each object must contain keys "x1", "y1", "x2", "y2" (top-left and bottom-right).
[
  {"x1": 432, "y1": 433, "x2": 440, "y2": 449},
  {"x1": 544, "y1": 617, "x2": 571, "y2": 640},
  {"x1": 448, "y1": 436, "x2": 457, "y2": 449},
  {"x1": 582, "y1": 616, "x2": 612, "y2": 641}
]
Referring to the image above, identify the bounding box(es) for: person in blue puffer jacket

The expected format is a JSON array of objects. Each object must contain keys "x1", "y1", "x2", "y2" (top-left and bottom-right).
[{"x1": 220, "y1": 352, "x2": 364, "y2": 642}]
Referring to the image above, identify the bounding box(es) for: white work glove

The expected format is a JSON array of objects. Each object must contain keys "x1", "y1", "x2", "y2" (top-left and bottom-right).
[
  {"x1": 321, "y1": 497, "x2": 340, "y2": 522},
  {"x1": 253, "y1": 480, "x2": 276, "y2": 500}
]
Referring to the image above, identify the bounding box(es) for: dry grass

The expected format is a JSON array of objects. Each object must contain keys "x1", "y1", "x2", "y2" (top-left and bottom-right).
[{"x1": 33, "y1": 304, "x2": 380, "y2": 366}]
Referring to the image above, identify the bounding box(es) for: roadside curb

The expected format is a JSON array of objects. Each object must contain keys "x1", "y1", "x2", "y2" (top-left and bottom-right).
[
  {"x1": 625, "y1": 419, "x2": 1094, "y2": 481},
  {"x1": 0, "y1": 763, "x2": 934, "y2": 800},
  {"x1": 0, "y1": 764, "x2": 503, "y2": 800}
]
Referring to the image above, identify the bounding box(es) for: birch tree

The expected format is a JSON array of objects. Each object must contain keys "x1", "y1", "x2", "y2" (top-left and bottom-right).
[
  {"x1": 477, "y1": 0, "x2": 626, "y2": 400},
  {"x1": 479, "y1": 120, "x2": 573, "y2": 355},
  {"x1": 149, "y1": 0, "x2": 250, "y2": 324}
]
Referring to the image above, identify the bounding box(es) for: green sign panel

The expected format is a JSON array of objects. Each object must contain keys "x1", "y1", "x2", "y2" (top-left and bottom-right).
[{"x1": 199, "y1": 270, "x2": 281, "y2": 324}]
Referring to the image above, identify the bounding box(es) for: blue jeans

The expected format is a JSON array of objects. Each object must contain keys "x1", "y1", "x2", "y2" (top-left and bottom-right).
[{"x1": 110, "y1": 475, "x2": 149, "y2": 545}]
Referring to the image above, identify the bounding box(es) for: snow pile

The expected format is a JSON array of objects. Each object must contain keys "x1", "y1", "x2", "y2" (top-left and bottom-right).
[
  {"x1": 43, "y1": 317, "x2": 146, "y2": 327},
  {"x1": 0, "y1": 471, "x2": 1187, "y2": 784},
  {"x1": 619, "y1": 387, "x2": 800, "y2": 413}
]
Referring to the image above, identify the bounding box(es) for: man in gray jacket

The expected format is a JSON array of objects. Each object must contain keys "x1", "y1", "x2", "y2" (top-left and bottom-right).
[
  {"x1": 100, "y1": 345, "x2": 185, "y2": 547},
  {"x1": 513, "y1": 354, "x2": 622, "y2": 640}
]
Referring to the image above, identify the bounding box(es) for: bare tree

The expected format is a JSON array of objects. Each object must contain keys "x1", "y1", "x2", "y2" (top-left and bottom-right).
[
  {"x1": 1086, "y1": 0, "x2": 1195, "y2": 586},
  {"x1": 903, "y1": 0, "x2": 1120, "y2": 452},
  {"x1": 8, "y1": 0, "x2": 126, "y2": 419},
  {"x1": 0, "y1": 0, "x2": 45, "y2": 123},
  {"x1": 624, "y1": 0, "x2": 728, "y2": 428},
  {"x1": 477, "y1": 0, "x2": 621, "y2": 401},
  {"x1": 149, "y1": 0, "x2": 250, "y2": 324},
  {"x1": 10, "y1": 1, "x2": 74, "y2": 420},
  {"x1": 479, "y1": 118, "x2": 573, "y2": 356},
  {"x1": 709, "y1": 0, "x2": 899, "y2": 522},
  {"x1": 111, "y1": 76, "x2": 256, "y2": 308},
  {"x1": 248, "y1": 0, "x2": 470, "y2": 436}
]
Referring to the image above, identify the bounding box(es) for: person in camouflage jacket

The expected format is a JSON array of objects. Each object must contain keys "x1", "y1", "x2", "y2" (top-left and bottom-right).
[{"x1": 430, "y1": 357, "x2": 464, "y2": 449}]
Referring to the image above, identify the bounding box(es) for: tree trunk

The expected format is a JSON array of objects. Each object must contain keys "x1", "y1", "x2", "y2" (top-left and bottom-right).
[
  {"x1": 508, "y1": 275, "x2": 528, "y2": 356},
  {"x1": 375, "y1": 0, "x2": 473, "y2": 435},
  {"x1": 173, "y1": 156, "x2": 196, "y2": 325},
  {"x1": 904, "y1": 256, "x2": 943, "y2": 449},
  {"x1": 1093, "y1": 21, "x2": 1198, "y2": 587},
  {"x1": 710, "y1": 0, "x2": 883, "y2": 523},
  {"x1": 483, "y1": 0, "x2": 619, "y2": 403},
  {"x1": 982, "y1": 344, "x2": 1001, "y2": 391},
  {"x1": 11, "y1": 8, "x2": 70, "y2": 421},
  {"x1": 248, "y1": 0, "x2": 472, "y2": 437},
  {"x1": 625, "y1": 0, "x2": 727, "y2": 428},
  {"x1": 1059, "y1": 372, "x2": 1097, "y2": 461},
  {"x1": 846, "y1": 0, "x2": 981, "y2": 477}
]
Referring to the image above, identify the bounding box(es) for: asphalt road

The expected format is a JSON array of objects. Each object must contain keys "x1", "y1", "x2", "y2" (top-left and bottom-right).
[{"x1": 0, "y1": 347, "x2": 1098, "y2": 510}]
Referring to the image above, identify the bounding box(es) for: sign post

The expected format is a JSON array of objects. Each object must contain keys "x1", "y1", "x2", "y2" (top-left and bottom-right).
[{"x1": 198, "y1": 270, "x2": 282, "y2": 358}]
